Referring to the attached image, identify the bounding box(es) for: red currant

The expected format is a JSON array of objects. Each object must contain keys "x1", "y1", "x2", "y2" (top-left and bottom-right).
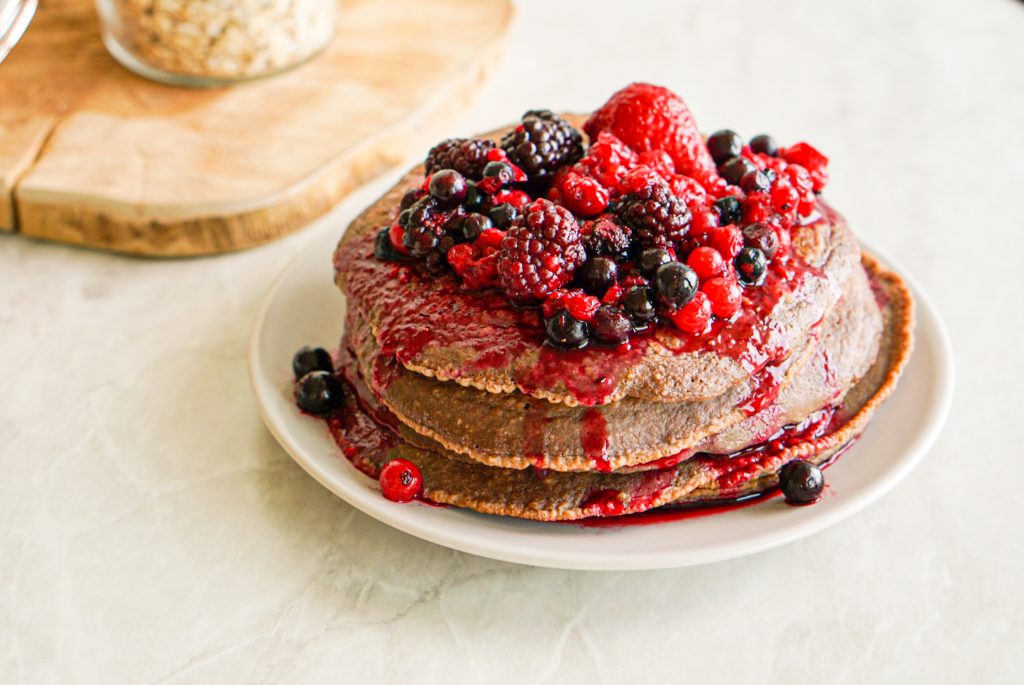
[
  {"x1": 668, "y1": 291, "x2": 712, "y2": 334},
  {"x1": 702, "y1": 277, "x2": 742, "y2": 318},
  {"x1": 709, "y1": 224, "x2": 743, "y2": 259},
  {"x1": 379, "y1": 459, "x2": 422, "y2": 502},
  {"x1": 561, "y1": 174, "x2": 610, "y2": 216},
  {"x1": 687, "y1": 246, "x2": 726, "y2": 281}
]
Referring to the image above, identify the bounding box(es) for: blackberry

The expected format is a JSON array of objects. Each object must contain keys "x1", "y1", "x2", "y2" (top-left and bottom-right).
[
  {"x1": 424, "y1": 138, "x2": 496, "y2": 179},
  {"x1": 500, "y1": 110, "x2": 584, "y2": 187},
  {"x1": 615, "y1": 183, "x2": 691, "y2": 250},
  {"x1": 545, "y1": 310, "x2": 589, "y2": 349},
  {"x1": 497, "y1": 199, "x2": 585, "y2": 304},
  {"x1": 582, "y1": 217, "x2": 631, "y2": 258}
]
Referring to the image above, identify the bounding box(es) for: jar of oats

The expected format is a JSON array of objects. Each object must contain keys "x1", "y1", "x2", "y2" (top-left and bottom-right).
[{"x1": 96, "y1": 0, "x2": 336, "y2": 86}]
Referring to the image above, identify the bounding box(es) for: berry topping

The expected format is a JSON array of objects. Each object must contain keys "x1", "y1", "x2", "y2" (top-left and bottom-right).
[
  {"x1": 379, "y1": 459, "x2": 423, "y2": 502},
  {"x1": 706, "y1": 129, "x2": 743, "y2": 165},
  {"x1": 399, "y1": 188, "x2": 425, "y2": 211},
  {"x1": 375, "y1": 227, "x2": 407, "y2": 261},
  {"x1": 778, "y1": 459, "x2": 825, "y2": 505},
  {"x1": 582, "y1": 216, "x2": 631, "y2": 258},
  {"x1": 781, "y1": 142, "x2": 829, "y2": 192},
  {"x1": 292, "y1": 346, "x2": 332, "y2": 380},
  {"x1": 739, "y1": 169, "x2": 771, "y2": 195},
  {"x1": 488, "y1": 202, "x2": 518, "y2": 228},
  {"x1": 701, "y1": 276, "x2": 743, "y2": 318},
  {"x1": 501, "y1": 110, "x2": 584, "y2": 187},
  {"x1": 712, "y1": 196, "x2": 743, "y2": 226},
  {"x1": 578, "y1": 256, "x2": 619, "y2": 296},
  {"x1": 425, "y1": 138, "x2": 496, "y2": 179},
  {"x1": 542, "y1": 289, "x2": 600, "y2": 321},
  {"x1": 686, "y1": 246, "x2": 726, "y2": 281},
  {"x1": 749, "y1": 134, "x2": 778, "y2": 157},
  {"x1": 295, "y1": 370, "x2": 344, "y2": 416},
  {"x1": 400, "y1": 196, "x2": 448, "y2": 257},
  {"x1": 481, "y1": 160, "x2": 515, "y2": 188},
  {"x1": 545, "y1": 310, "x2": 589, "y2": 349},
  {"x1": 742, "y1": 222, "x2": 780, "y2": 260},
  {"x1": 621, "y1": 286, "x2": 656, "y2": 326},
  {"x1": 428, "y1": 169, "x2": 468, "y2": 207},
  {"x1": 654, "y1": 261, "x2": 698, "y2": 308},
  {"x1": 584, "y1": 83, "x2": 716, "y2": 180},
  {"x1": 497, "y1": 199, "x2": 586, "y2": 304},
  {"x1": 559, "y1": 173, "x2": 610, "y2": 216},
  {"x1": 719, "y1": 156, "x2": 757, "y2": 186},
  {"x1": 615, "y1": 182, "x2": 691, "y2": 250},
  {"x1": 636, "y1": 247, "x2": 673, "y2": 279},
  {"x1": 455, "y1": 213, "x2": 493, "y2": 242},
  {"x1": 667, "y1": 290, "x2": 712, "y2": 334},
  {"x1": 709, "y1": 223, "x2": 744, "y2": 259},
  {"x1": 735, "y1": 246, "x2": 768, "y2": 285},
  {"x1": 591, "y1": 305, "x2": 632, "y2": 345}
]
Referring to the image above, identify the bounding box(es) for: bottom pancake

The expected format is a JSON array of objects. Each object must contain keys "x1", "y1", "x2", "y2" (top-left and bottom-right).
[{"x1": 321, "y1": 256, "x2": 913, "y2": 521}]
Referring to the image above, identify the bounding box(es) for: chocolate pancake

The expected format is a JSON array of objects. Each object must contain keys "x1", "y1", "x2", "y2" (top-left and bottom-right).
[
  {"x1": 344, "y1": 255, "x2": 882, "y2": 472},
  {"x1": 333, "y1": 118, "x2": 861, "y2": 407},
  {"x1": 328, "y1": 257, "x2": 913, "y2": 521}
]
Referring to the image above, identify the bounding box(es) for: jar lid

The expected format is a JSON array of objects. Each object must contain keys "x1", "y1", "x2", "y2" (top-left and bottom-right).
[{"x1": 0, "y1": 0, "x2": 36, "y2": 63}]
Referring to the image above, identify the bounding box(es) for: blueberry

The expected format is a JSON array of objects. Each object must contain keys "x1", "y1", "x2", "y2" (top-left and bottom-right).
[
  {"x1": 621, "y1": 286, "x2": 656, "y2": 326},
  {"x1": 428, "y1": 169, "x2": 467, "y2": 207},
  {"x1": 399, "y1": 188, "x2": 424, "y2": 211},
  {"x1": 749, "y1": 134, "x2": 779, "y2": 157},
  {"x1": 719, "y1": 156, "x2": 757, "y2": 186},
  {"x1": 591, "y1": 306, "x2": 631, "y2": 345},
  {"x1": 545, "y1": 310, "x2": 589, "y2": 349},
  {"x1": 707, "y1": 129, "x2": 744, "y2": 165},
  {"x1": 374, "y1": 228, "x2": 405, "y2": 262},
  {"x1": 456, "y1": 213, "x2": 492, "y2": 242},
  {"x1": 742, "y1": 223, "x2": 779, "y2": 260},
  {"x1": 735, "y1": 246, "x2": 767, "y2": 285},
  {"x1": 296, "y1": 370, "x2": 344, "y2": 416},
  {"x1": 712, "y1": 196, "x2": 743, "y2": 227},
  {"x1": 740, "y1": 169, "x2": 771, "y2": 194},
  {"x1": 292, "y1": 346, "x2": 333, "y2": 380},
  {"x1": 463, "y1": 181, "x2": 485, "y2": 212},
  {"x1": 779, "y1": 459, "x2": 824, "y2": 504},
  {"x1": 636, "y1": 247, "x2": 672, "y2": 279},
  {"x1": 655, "y1": 262, "x2": 698, "y2": 307},
  {"x1": 482, "y1": 161, "x2": 514, "y2": 186},
  {"x1": 579, "y1": 257, "x2": 618, "y2": 296},
  {"x1": 489, "y1": 202, "x2": 518, "y2": 228}
]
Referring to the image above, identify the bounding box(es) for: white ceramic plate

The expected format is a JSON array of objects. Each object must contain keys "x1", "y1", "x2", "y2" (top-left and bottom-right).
[{"x1": 249, "y1": 180, "x2": 954, "y2": 571}]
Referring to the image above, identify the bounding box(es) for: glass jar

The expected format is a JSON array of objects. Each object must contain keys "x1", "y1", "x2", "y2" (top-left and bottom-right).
[{"x1": 95, "y1": 0, "x2": 336, "y2": 86}]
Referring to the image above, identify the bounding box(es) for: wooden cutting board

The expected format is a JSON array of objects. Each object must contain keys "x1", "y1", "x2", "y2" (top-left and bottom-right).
[{"x1": 0, "y1": 0, "x2": 513, "y2": 256}]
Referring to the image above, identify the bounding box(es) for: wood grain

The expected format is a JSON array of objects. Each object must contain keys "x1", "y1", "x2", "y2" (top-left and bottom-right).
[{"x1": 0, "y1": 0, "x2": 513, "y2": 255}]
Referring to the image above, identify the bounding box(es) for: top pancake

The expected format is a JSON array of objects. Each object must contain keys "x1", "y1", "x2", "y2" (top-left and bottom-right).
[{"x1": 333, "y1": 119, "x2": 861, "y2": 406}]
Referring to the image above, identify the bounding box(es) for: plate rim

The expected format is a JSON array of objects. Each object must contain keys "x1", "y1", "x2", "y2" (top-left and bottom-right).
[{"x1": 248, "y1": 226, "x2": 955, "y2": 571}]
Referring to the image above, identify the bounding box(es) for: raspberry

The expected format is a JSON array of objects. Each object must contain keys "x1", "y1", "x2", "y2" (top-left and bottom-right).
[
  {"x1": 615, "y1": 182, "x2": 691, "y2": 250},
  {"x1": 687, "y1": 246, "x2": 726, "y2": 281},
  {"x1": 781, "y1": 142, "x2": 829, "y2": 192},
  {"x1": 701, "y1": 277, "x2": 742, "y2": 318},
  {"x1": 667, "y1": 175, "x2": 707, "y2": 206},
  {"x1": 709, "y1": 224, "x2": 744, "y2": 259},
  {"x1": 560, "y1": 173, "x2": 610, "y2": 217},
  {"x1": 498, "y1": 199, "x2": 585, "y2": 304},
  {"x1": 785, "y1": 165, "x2": 817, "y2": 216},
  {"x1": 542, "y1": 289, "x2": 600, "y2": 321},
  {"x1": 620, "y1": 166, "x2": 665, "y2": 195},
  {"x1": 425, "y1": 138, "x2": 496, "y2": 179},
  {"x1": 501, "y1": 110, "x2": 584, "y2": 187},
  {"x1": 581, "y1": 216, "x2": 631, "y2": 258},
  {"x1": 447, "y1": 231, "x2": 503, "y2": 291},
  {"x1": 584, "y1": 83, "x2": 716, "y2": 182},
  {"x1": 667, "y1": 291, "x2": 712, "y2": 334},
  {"x1": 577, "y1": 131, "x2": 637, "y2": 191},
  {"x1": 637, "y1": 149, "x2": 675, "y2": 178},
  {"x1": 742, "y1": 192, "x2": 773, "y2": 224}
]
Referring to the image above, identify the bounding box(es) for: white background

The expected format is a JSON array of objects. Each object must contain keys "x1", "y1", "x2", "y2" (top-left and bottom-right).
[{"x1": 2, "y1": 0, "x2": 1021, "y2": 681}]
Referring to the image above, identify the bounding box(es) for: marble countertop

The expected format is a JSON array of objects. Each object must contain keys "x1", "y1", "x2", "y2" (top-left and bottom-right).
[{"x1": 2, "y1": 0, "x2": 1021, "y2": 681}]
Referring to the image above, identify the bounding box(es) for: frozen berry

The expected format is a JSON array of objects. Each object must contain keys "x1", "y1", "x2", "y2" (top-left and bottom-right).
[
  {"x1": 545, "y1": 310, "x2": 589, "y2": 349},
  {"x1": 771, "y1": 183, "x2": 799, "y2": 213},
  {"x1": 401, "y1": 196, "x2": 445, "y2": 257},
  {"x1": 489, "y1": 202, "x2": 518, "y2": 228},
  {"x1": 375, "y1": 228, "x2": 406, "y2": 261},
  {"x1": 781, "y1": 142, "x2": 829, "y2": 192},
  {"x1": 561, "y1": 174, "x2": 610, "y2": 216},
  {"x1": 667, "y1": 291, "x2": 712, "y2": 334},
  {"x1": 379, "y1": 459, "x2": 423, "y2": 502},
  {"x1": 615, "y1": 183, "x2": 691, "y2": 250},
  {"x1": 456, "y1": 213, "x2": 492, "y2": 242},
  {"x1": 713, "y1": 196, "x2": 743, "y2": 227},
  {"x1": 636, "y1": 247, "x2": 673, "y2": 279},
  {"x1": 621, "y1": 286, "x2": 656, "y2": 326},
  {"x1": 295, "y1": 370, "x2": 343, "y2": 416},
  {"x1": 701, "y1": 277, "x2": 742, "y2": 318},
  {"x1": 428, "y1": 169, "x2": 467, "y2": 207},
  {"x1": 709, "y1": 224, "x2": 744, "y2": 259},
  {"x1": 591, "y1": 306, "x2": 631, "y2": 345},
  {"x1": 501, "y1": 110, "x2": 584, "y2": 186},
  {"x1": 399, "y1": 188, "x2": 425, "y2": 211},
  {"x1": 579, "y1": 257, "x2": 619, "y2": 296},
  {"x1": 742, "y1": 223, "x2": 780, "y2": 260},
  {"x1": 749, "y1": 134, "x2": 778, "y2": 157},
  {"x1": 425, "y1": 138, "x2": 496, "y2": 179},
  {"x1": 719, "y1": 156, "x2": 757, "y2": 186},
  {"x1": 498, "y1": 199, "x2": 586, "y2": 304},
  {"x1": 655, "y1": 262, "x2": 698, "y2": 308},
  {"x1": 779, "y1": 459, "x2": 824, "y2": 504},
  {"x1": 735, "y1": 246, "x2": 767, "y2": 285},
  {"x1": 740, "y1": 169, "x2": 771, "y2": 194},
  {"x1": 686, "y1": 246, "x2": 726, "y2": 281},
  {"x1": 706, "y1": 129, "x2": 743, "y2": 165},
  {"x1": 292, "y1": 346, "x2": 332, "y2": 380},
  {"x1": 582, "y1": 217, "x2": 631, "y2": 258},
  {"x1": 482, "y1": 160, "x2": 515, "y2": 187}
]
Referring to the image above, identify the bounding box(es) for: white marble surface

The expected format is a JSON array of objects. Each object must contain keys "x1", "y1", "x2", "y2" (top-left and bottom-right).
[{"x1": 2, "y1": 0, "x2": 1021, "y2": 681}]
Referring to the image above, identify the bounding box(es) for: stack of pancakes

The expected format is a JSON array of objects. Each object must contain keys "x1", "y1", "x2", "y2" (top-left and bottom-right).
[{"x1": 331, "y1": 140, "x2": 914, "y2": 522}]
